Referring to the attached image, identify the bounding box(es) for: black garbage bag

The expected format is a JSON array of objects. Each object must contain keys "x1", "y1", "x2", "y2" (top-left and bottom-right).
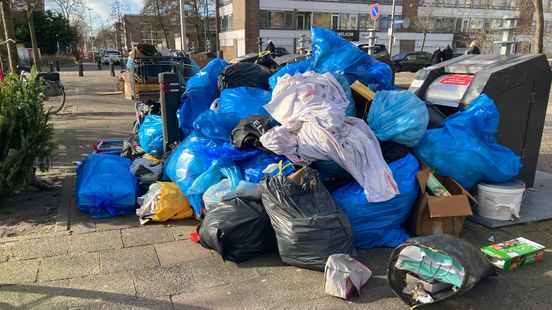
[
  {"x1": 388, "y1": 235, "x2": 495, "y2": 308},
  {"x1": 218, "y1": 62, "x2": 272, "y2": 91},
  {"x1": 231, "y1": 115, "x2": 273, "y2": 152},
  {"x1": 260, "y1": 167, "x2": 354, "y2": 271},
  {"x1": 255, "y1": 52, "x2": 281, "y2": 72},
  {"x1": 199, "y1": 197, "x2": 276, "y2": 263}
]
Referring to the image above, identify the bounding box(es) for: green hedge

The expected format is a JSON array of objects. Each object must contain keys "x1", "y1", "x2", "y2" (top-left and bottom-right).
[{"x1": 0, "y1": 72, "x2": 56, "y2": 198}]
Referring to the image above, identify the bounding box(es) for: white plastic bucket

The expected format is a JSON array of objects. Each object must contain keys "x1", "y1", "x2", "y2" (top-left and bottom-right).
[{"x1": 476, "y1": 180, "x2": 526, "y2": 221}]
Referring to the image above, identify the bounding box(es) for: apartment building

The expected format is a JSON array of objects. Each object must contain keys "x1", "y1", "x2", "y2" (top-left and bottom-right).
[{"x1": 217, "y1": 0, "x2": 552, "y2": 60}]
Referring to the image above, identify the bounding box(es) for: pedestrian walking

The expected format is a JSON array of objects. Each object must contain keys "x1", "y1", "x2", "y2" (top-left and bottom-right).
[
  {"x1": 265, "y1": 40, "x2": 276, "y2": 58},
  {"x1": 442, "y1": 44, "x2": 453, "y2": 61},
  {"x1": 431, "y1": 46, "x2": 442, "y2": 65}
]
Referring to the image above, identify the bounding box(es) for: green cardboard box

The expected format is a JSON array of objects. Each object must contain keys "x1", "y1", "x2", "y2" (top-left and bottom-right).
[{"x1": 480, "y1": 237, "x2": 545, "y2": 271}]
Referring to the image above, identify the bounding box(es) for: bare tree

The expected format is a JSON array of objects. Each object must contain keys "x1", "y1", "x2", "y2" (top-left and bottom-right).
[
  {"x1": 412, "y1": 4, "x2": 437, "y2": 51},
  {"x1": 49, "y1": 0, "x2": 84, "y2": 21},
  {"x1": 0, "y1": 0, "x2": 19, "y2": 70},
  {"x1": 532, "y1": 0, "x2": 544, "y2": 53},
  {"x1": 24, "y1": 0, "x2": 42, "y2": 70}
]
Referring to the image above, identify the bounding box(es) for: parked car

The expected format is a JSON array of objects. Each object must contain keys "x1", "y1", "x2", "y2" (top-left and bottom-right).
[
  {"x1": 391, "y1": 51, "x2": 432, "y2": 72},
  {"x1": 274, "y1": 47, "x2": 289, "y2": 57},
  {"x1": 102, "y1": 50, "x2": 123, "y2": 65},
  {"x1": 355, "y1": 43, "x2": 395, "y2": 84}
]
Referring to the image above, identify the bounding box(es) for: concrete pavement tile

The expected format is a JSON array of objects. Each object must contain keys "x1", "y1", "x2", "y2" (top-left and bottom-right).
[
  {"x1": 168, "y1": 219, "x2": 201, "y2": 241},
  {"x1": 38, "y1": 252, "x2": 100, "y2": 282},
  {"x1": 187, "y1": 255, "x2": 265, "y2": 289},
  {"x1": 99, "y1": 296, "x2": 174, "y2": 310},
  {"x1": 0, "y1": 280, "x2": 75, "y2": 310},
  {"x1": 280, "y1": 296, "x2": 350, "y2": 310},
  {"x1": 171, "y1": 284, "x2": 244, "y2": 310},
  {"x1": 121, "y1": 225, "x2": 175, "y2": 247},
  {"x1": 69, "y1": 271, "x2": 136, "y2": 297},
  {"x1": 100, "y1": 245, "x2": 159, "y2": 273},
  {"x1": 132, "y1": 264, "x2": 197, "y2": 298},
  {"x1": 67, "y1": 230, "x2": 124, "y2": 254},
  {"x1": 0, "y1": 259, "x2": 40, "y2": 284},
  {"x1": 348, "y1": 276, "x2": 404, "y2": 310},
  {"x1": 231, "y1": 268, "x2": 326, "y2": 309},
  {"x1": 235, "y1": 251, "x2": 291, "y2": 276},
  {"x1": 356, "y1": 248, "x2": 393, "y2": 277},
  {"x1": 4, "y1": 236, "x2": 68, "y2": 260},
  {"x1": 96, "y1": 214, "x2": 141, "y2": 232},
  {"x1": 155, "y1": 241, "x2": 213, "y2": 266}
]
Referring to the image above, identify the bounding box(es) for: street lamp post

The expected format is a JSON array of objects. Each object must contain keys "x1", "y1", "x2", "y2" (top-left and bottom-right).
[
  {"x1": 87, "y1": 7, "x2": 94, "y2": 50},
  {"x1": 388, "y1": 0, "x2": 396, "y2": 56},
  {"x1": 179, "y1": 0, "x2": 188, "y2": 52}
]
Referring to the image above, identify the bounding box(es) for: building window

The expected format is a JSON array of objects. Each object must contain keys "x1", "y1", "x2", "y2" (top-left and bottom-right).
[
  {"x1": 260, "y1": 11, "x2": 293, "y2": 29},
  {"x1": 312, "y1": 12, "x2": 331, "y2": 28},
  {"x1": 220, "y1": 14, "x2": 232, "y2": 32},
  {"x1": 359, "y1": 14, "x2": 377, "y2": 31},
  {"x1": 331, "y1": 13, "x2": 339, "y2": 30},
  {"x1": 544, "y1": 0, "x2": 551, "y2": 11},
  {"x1": 433, "y1": 17, "x2": 455, "y2": 32},
  {"x1": 219, "y1": 0, "x2": 232, "y2": 5},
  {"x1": 297, "y1": 12, "x2": 311, "y2": 30},
  {"x1": 340, "y1": 13, "x2": 358, "y2": 30},
  {"x1": 473, "y1": 0, "x2": 487, "y2": 7},
  {"x1": 470, "y1": 18, "x2": 484, "y2": 31}
]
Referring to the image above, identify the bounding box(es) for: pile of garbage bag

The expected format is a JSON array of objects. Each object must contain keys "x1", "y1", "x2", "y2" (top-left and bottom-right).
[{"x1": 74, "y1": 28, "x2": 522, "y2": 306}]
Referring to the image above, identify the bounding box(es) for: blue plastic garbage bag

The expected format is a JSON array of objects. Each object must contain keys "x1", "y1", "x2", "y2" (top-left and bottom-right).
[
  {"x1": 138, "y1": 115, "x2": 164, "y2": 156},
  {"x1": 177, "y1": 58, "x2": 229, "y2": 136},
  {"x1": 331, "y1": 154, "x2": 419, "y2": 249},
  {"x1": 218, "y1": 87, "x2": 272, "y2": 118},
  {"x1": 75, "y1": 154, "x2": 138, "y2": 219},
  {"x1": 269, "y1": 58, "x2": 313, "y2": 89},
  {"x1": 238, "y1": 153, "x2": 287, "y2": 184},
  {"x1": 193, "y1": 110, "x2": 241, "y2": 142},
  {"x1": 367, "y1": 90, "x2": 429, "y2": 147},
  {"x1": 415, "y1": 94, "x2": 521, "y2": 189},
  {"x1": 310, "y1": 26, "x2": 393, "y2": 91},
  {"x1": 164, "y1": 131, "x2": 260, "y2": 217}
]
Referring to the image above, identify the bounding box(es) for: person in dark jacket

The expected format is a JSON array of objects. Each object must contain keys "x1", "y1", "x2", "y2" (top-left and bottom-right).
[
  {"x1": 442, "y1": 45, "x2": 453, "y2": 61},
  {"x1": 467, "y1": 41, "x2": 481, "y2": 54},
  {"x1": 431, "y1": 46, "x2": 442, "y2": 65},
  {"x1": 265, "y1": 40, "x2": 276, "y2": 58}
]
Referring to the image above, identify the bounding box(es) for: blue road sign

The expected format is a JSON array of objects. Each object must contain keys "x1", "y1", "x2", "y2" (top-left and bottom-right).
[{"x1": 370, "y1": 4, "x2": 381, "y2": 21}]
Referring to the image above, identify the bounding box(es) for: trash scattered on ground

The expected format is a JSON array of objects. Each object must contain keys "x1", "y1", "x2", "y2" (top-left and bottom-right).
[
  {"x1": 388, "y1": 235, "x2": 494, "y2": 308},
  {"x1": 480, "y1": 237, "x2": 545, "y2": 271},
  {"x1": 324, "y1": 254, "x2": 372, "y2": 300}
]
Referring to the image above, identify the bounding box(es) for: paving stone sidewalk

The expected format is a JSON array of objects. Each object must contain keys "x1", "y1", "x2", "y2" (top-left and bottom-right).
[{"x1": 0, "y1": 71, "x2": 551, "y2": 309}]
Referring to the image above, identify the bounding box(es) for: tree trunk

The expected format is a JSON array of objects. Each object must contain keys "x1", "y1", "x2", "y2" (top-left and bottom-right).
[
  {"x1": 533, "y1": 0, "x2": 544, "y2": 53},
  {"x1": 0, "y1": 0, "x2": 19, "y2": 71},
  {"x1": 27, "y1": 11, "x2": 40, "y2": 70},
  {"x1": 421, "y1": 31, "x2": 427, "y2": 51}
]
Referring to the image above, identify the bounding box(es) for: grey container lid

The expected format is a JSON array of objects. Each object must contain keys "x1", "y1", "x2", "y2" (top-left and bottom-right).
[{"x1": 478, "y1": 179, "x2": 526, "y2": 190}]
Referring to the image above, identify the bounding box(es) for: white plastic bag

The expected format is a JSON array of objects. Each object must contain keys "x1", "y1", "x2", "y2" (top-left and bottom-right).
[{"x1": 324, "y1": 254, "x2": 372, "y2": 300}]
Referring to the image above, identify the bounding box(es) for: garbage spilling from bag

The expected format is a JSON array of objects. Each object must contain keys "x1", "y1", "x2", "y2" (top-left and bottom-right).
[
  {"x1": 324, "y1": 254, "x2": 372, "y2": 300},
  {"x1": 72, "y1": 26, "x2": 533, "y2": 306},
  {"x1": 388, "y1": 235, "x2": 495, "y2": 308}
]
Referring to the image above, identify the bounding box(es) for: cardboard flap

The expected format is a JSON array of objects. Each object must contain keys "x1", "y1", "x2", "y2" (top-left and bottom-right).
[
  {"x1": 416, "y1": 170, "x2": 430, "y2": 193},
  {"x1": 428, "y1": 195, "x2": 473, "y2": 218}
]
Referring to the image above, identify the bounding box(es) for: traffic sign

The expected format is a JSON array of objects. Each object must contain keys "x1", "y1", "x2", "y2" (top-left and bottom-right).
[{"x1": 370, "y1": 3, "x2": 381, "y2": 21}]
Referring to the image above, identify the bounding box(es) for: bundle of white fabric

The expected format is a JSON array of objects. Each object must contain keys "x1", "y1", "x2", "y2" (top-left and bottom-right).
[{"x1": 260, "y1": 71, "x2": 398, "y2": 202}]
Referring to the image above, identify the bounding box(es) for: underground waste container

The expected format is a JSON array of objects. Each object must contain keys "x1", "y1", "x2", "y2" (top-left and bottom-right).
[{"x1": 409, "y1": 54, "x2": 552, "y2": 187}]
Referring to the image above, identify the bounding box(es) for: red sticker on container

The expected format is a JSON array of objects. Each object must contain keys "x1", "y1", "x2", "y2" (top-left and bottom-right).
[{"x1": 439, "y1": 74, "x2": 473, "y2": 86}]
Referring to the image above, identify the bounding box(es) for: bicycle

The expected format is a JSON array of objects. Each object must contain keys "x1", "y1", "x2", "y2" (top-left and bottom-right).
[{"x1": 18, "y1": 65, "x2": 66, "y2": 114}]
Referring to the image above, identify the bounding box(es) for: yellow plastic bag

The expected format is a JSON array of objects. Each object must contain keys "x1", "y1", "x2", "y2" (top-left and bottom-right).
[{"x1": 152, "y1": 182, "x2": 194, "y2": 222}]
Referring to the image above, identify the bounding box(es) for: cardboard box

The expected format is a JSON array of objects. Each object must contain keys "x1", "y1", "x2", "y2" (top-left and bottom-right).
[
  {"x1": 350, "y1": 80, "x2": 375, "y2": 120},
  {"x1": 409, "y1": 165, "x2": 475, "y2": 237},
  {"x1": 480, "y1": 237, "x2": 545, "y2": 271}
]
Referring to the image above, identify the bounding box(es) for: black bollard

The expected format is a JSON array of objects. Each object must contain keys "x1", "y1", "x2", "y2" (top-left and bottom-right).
[
  {"x1": 120, "y1": 59, "x2": 126, "y2": 71},
  {"x1": 78, "y1": 60, "x2": 84, "y2": 77},
  {"x1": 97, "y1": 59, "x2": 102, "y2": 70},
  {"x1": 49, "y1": 61, "x2": 54, "y2": 72},
  {"x1": 55, "y1": 58, "x2": 60, "y2": 71},
  {"x1": 109, "y1": 60, "x2": 115, "y2": 77}
]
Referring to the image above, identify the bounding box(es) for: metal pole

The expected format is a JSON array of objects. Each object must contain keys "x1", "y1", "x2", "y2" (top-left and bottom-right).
[
  {"x1": 204, "y1": 1, "x2": 208, "y2": 52},
  {"x1": 388, "y1": 0, "x2": 396, "y2": 56},
  {"x1": 87, "y1": 7, "x2": 94, "y2": 50},
  {"x1": 179, "y1": 0, "x2": 188, "y2": 52}
]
